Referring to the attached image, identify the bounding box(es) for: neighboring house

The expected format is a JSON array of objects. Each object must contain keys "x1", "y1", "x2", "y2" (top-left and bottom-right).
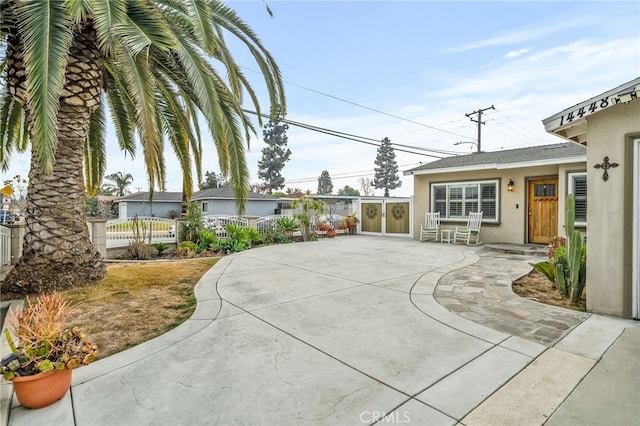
[
  {"x1": 543, "y1": 76, "x2": 640, "y2": 319},
  {"x1": 114, "y1": 188, "x2": 281, "y2": 219},
  {"x1": 115, "y1": 191, "x2": 183, "y2": 219},
  {"x1": 191, "y1": 187, "x2": 280, "y2": 217},
  {"x1": 405, "y1": 142, "x2": 587, "y2": 245}
]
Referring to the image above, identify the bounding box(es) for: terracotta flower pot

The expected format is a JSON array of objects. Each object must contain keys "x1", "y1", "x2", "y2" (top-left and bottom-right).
[
  {"x1": 12, "y1": 368, "x2": 72, "y2": 409},
  {"x1": 326, "y1": 229, "x2": 336, "y2": 238}
]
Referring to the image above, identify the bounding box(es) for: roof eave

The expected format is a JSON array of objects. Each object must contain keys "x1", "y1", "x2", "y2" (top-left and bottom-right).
[{"x1": 406, "y1": 156, "x2": 586, "y2": 176}]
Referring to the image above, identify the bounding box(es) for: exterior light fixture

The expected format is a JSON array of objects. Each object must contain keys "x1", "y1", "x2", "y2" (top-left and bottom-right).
[
  {"x1": 1, "y1": 354, "x2": 23, "y2": 375},
  {"x1": 507, "y1": 179, "x2": 515, "y2": 192}
]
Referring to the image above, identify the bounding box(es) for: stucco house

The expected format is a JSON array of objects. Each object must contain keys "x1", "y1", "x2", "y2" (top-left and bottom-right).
[
  {"x1": 543, "y1": 76, "x2": 639, "y2": 319},
  {"x1": 405, "y1": 142, "x2": 586, "y2": 245},
  {"x1": 115, "y1": 191, "x2": 183, "y2": 219},
  {"x1": 114, "y1": 188, "x2": 281, "y2": 219},
  {"x1": 191, "y1": 187, "x2": 280, "y2": 217}
]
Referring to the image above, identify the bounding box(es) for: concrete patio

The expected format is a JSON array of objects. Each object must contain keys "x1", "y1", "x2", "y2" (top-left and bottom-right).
[{"x1": 4, "y1": 236, "x2": 639, "y2": 425}]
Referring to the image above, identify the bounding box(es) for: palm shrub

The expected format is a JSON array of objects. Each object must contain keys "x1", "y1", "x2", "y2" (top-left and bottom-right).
[
  {"x1": 276, "y1": 216, "x2": 298, "y2": 240},
  {"x1": 197, "y1": 230, "x2": 216, "y2": 253}
]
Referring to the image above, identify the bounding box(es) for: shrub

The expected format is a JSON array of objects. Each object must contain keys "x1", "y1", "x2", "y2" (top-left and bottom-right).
[
  {"x1": 152, "y1": 243, "x2": 169, "y2": 256},
  {"x1": 176, "y1": 241, "x2": 197, "y2": 258}
]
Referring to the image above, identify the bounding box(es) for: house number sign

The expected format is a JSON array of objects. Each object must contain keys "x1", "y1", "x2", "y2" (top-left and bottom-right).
[{"x1": 594, "y1": 156, "x2": 618, "y2": 181}]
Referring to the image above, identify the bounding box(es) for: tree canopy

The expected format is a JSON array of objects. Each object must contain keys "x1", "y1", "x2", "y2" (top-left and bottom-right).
[{"x1": 337, "y1": 185, "x2": 360, "y2": 196}]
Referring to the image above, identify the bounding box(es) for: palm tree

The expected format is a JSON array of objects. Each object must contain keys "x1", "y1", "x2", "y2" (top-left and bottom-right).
[
  {"x1": 0, "y1": 0, "x2": 285, "y2": 295},
  {"x1": 104, "y1": 171, "x2": 134, "y2": 197}
]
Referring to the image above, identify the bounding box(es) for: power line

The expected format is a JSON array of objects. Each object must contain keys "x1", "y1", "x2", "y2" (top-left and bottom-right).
[
  {"x1": 285, "y1": 162, "x2": 422, "y2": 184},
  {"x1": 243, "y1": 109, "x2": 455, "y2": 159},
  {"x1": 240, "y1": 66, "x2": 473, "y2": 140}
]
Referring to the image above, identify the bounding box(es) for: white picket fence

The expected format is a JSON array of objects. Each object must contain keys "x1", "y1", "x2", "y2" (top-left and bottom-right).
[
  {"x1": 256, "y1": 214, "x2": 286, "y2": 234},
  {"x1": 105, "y1": 216, "x2": 176, "y2": 248},
  {"x1": 202, "y1": 215, "x2": 249, "y2": 239},
  {"x1": 0, "y1": 225, "x2": 10, "y2": 265}
]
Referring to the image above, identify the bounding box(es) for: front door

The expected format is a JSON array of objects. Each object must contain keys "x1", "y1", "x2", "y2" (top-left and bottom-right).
[
  {"x1": 360, "y1": 199, "x2": 411, "y2": 237},
  {"x1": 528, "y1": 178, "x2": 558, "y2": 244}
]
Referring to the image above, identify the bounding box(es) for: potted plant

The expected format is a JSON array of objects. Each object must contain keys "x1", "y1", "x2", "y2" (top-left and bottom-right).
[
  {"x1": 344, "y1": 214, "x2": 359, "y2": 234},
  {"x1": 1, "y1": 293, "x2": 98, "y2": 409}
]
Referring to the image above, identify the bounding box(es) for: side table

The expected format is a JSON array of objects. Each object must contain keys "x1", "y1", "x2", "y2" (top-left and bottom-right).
[{"x1": 440, "y1": 229, "x2": 453, "y2": 243}]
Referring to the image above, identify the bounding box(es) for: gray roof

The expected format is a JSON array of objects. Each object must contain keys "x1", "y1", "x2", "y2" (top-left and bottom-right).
[
  {"x1": 114, "y1": 191, "x2": 183, "y2": 203},
  {"x1": 116, "y1": 188, "x2": 279, "y2": 203},
  {"x1": 192, "y1": 187, "x2": 277, "y2": 201},
  {"x1": 405, "y1": 142, "x2": 585, "y2": 174}
]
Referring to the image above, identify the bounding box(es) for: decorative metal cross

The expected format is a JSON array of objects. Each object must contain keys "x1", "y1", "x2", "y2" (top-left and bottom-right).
[{"x1": 594, "y1": 156, "x2": 619, "y2": 181}]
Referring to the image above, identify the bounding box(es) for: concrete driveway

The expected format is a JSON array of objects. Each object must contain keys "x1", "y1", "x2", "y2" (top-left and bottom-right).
[{"x1": 6, "y1": 236, "x2": 639, "y2": 425}]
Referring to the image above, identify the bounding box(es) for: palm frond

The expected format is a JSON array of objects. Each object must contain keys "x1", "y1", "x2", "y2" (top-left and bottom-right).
[
  {"x1": 91, "y1": 0, "x2": 127, "y2": 56},
  {"x1": 84, "y1": 105, "x2": 106, "y2": 195},
  {"x1": 119, "y1": 49, "x2": 163, "y2": 191},
  {"x1": 113, "y1": 0, "x2": 176, "y2": 55},
  {"x1": 17, "y1": 0, "x2": 72, "y2": 173},
  {"x1": 185, "y1": 0, "x2": 216, "y2": 54},
  {"x1": 103, "y1": 69, "x2": 136, "y2": 158}
]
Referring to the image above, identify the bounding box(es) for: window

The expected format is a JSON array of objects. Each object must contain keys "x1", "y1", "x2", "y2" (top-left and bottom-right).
[
  {"x1": 431, "y1": 180, "x2": 499, "y2": 221},
  {"x1": 568, "y1": 172, "x2": 587, "y2": 226},
  {"x1": 201, "y1": 202, "x2": 208, "y2": 213}
]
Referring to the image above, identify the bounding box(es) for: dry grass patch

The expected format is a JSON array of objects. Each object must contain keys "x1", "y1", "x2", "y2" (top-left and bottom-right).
[
  {"x1": 64, "y1": 258, "x2": 218, "y2": 358},
  {"x1": 512, "y1": 268, "x2": 586, "y2": 312}
]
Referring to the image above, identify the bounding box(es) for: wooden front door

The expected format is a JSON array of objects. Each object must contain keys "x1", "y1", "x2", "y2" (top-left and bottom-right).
[{"x1": 528, "y1": 178, "x2": 558, "y2": 244}]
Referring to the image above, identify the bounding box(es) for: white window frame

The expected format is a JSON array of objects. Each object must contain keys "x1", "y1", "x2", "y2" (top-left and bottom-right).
[
  {"x1": 567, "y1": 171, "x2": 587, "y2": 227},
  {"x1": 430, "y1": 179, "x2": 500, "y2": 223},
  {"x1": 201, "y1": 202, "x2": 208, "y2": 213}
]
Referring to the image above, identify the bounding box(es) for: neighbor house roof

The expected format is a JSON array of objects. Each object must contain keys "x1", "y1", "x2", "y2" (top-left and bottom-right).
[
  {"x1": 404, "y1": 142, "x2": 586, "y2": 176},
  {"x1": 113, "y1": 191, "x2": 183, "y2": 203},
  {"x1": 115, "y1": 188, "x2": 279, "y2": 203},
  {"x1": 192, "y1": 187, "x2": 277, "y2": 201}
]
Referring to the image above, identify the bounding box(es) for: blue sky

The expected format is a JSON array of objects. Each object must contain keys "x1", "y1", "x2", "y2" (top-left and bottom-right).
[{"x1": 4, "y1": 0, "x2": 639, "y2": 197}]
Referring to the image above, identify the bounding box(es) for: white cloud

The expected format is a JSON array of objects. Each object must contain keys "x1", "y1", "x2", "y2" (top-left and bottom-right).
[
  {"x1": 447, "y1": 15, "x2": 596, "y2": 53},
  {"x1": 504, "y1": 48, "x2": 530, "y2": 59}
]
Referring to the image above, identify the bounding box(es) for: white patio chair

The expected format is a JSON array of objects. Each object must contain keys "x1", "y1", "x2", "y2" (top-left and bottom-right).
[
  {"x1": 454, "y1": 212, "x2": 483, "y2": 245},
  {"x1": 420, "y1": 212, "x2": 440, "y2": 242}
]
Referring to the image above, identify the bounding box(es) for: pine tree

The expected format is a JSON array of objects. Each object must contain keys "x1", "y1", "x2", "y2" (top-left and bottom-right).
[
  {"x1": 258, "y1": 108, "x2": 291, "y2": 194},
  {"x1": 373, "y1": 137, "x2": 402, "y2": 197},
  {"x1": 317, "y1": 170, "x2": 333, "y2": 194}
]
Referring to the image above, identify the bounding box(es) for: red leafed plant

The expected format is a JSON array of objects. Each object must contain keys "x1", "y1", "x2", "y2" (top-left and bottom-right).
[{"x1": 2, "y1": 293, "x2": 98, "y2": 380}]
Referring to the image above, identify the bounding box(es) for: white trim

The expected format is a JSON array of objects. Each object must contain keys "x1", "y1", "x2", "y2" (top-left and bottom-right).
[
  {"x1": 632, "y1": 138, "x2": 640, "y2": 319},
  {"x1": 567, "y1": 171, "x2": 587, "y2": 228},
  {"x1": 543, "y1": 77, "x2": 640, "y2": 133},
  {"x1": 409, "y1": 156, "x2": 585, "y2": 176},
  {"x1": 497, "y1": 157, "x2": 586, "y2": 170},
  {"x1": 430, "y1": 179, "x2": 500, "y2": 223}
]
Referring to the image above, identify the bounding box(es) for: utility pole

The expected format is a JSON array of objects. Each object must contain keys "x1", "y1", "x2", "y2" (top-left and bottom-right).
[{"x1": 465, "y1": 105, "x2": 494, "y2": 153}]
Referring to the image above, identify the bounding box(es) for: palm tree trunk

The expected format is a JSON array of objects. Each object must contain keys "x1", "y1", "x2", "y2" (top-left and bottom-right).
[{"x1": 2, "y1": 23, "x2": 106, "y2": 295}]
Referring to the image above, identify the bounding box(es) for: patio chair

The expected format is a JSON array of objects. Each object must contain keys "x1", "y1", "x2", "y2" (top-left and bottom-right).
[
  {"x1": 454, "y1": 212, "x2": 483, "y2": 245},
  {"x1": 420, "y1": 212, "x2": 440, "y2": 242}
]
